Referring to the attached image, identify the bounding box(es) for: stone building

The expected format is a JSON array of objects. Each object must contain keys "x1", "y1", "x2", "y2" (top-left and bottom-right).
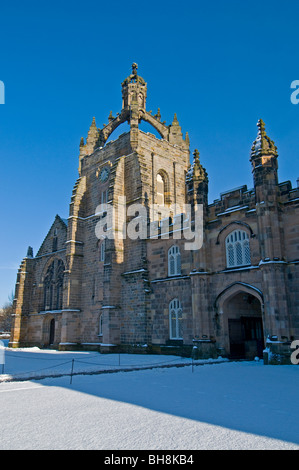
[{"x1": 10, "y1": 64, "x2": 299, "y2": 361}]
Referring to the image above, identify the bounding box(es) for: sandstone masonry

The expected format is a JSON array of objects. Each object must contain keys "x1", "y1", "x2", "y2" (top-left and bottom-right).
[{"x1": 10, "y1": 64, "x2": 299, "y2": 363}]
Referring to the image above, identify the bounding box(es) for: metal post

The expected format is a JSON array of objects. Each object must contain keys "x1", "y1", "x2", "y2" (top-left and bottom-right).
[
  {"x1": 70, "y1": 359, "x2": 74, "y2": 384},
  {"x1": 0, "y1": 340, "x2": 5, "y2": 375}
]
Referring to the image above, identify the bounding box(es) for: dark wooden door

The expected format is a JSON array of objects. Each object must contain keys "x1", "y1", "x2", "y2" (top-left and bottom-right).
[
  {"x1": 228, "y1": 319, "x2": 245, "y2": 358},
  {"x1": 229, "y1": 317, "x2": 264, "y2": 359},
  {"x1": 242, "y1": 317, "x2": 264, "y2": 358}
]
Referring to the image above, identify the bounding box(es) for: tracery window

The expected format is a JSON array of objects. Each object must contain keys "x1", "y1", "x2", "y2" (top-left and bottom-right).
[
  {"x1": 169, "y1": 299, "x2": 183, "y2": 340},
  {"x1": 168, "y1": 245, "x2": 181, "y2": 276},
  {"x1": 225, "y1": 230, "x2": 251, "y2": 268},
  {"x1": 43, "y1": 259, "x2": 65, "y2": 311},
  {"x1": 157, "y1": 173, "x2": 165, "y2": 206}
]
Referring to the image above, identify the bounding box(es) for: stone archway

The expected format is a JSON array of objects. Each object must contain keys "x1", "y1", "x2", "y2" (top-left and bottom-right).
[
  {"x1": 215, "y1": 283, "x2": 265, "y2": 359},
  {"x1": 42, "y1": 315, "x2": 58, "y2": 348}
]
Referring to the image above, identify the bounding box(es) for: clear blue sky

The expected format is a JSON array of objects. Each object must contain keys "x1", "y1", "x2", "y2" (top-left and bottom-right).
[{"x1": 0, "y1": 0, "x2": 299, "y2": 307}]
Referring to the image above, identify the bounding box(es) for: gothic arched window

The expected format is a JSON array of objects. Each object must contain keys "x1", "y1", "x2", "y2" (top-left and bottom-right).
[
  {"x1": 43, "y1": 262, "x2": 54, "y2": 311},
  {"x1": 55, "y1": 260, "x2": 64, "y2": 310},
  {"x1": 157, "y1": 173, "x2": 165, "y2": 206},
  {"x1": 169, "y1": 299, "x2": 183, "y2": 340},
  {"x1": 225, "y1": 230, "x2": 251, "y2": 268},
  {"x1": 168, "y1": 245, "x2": 181, "y2": 276},
  {"x1": 43, "y1": 259, "x2": 65, "y2": 311}
]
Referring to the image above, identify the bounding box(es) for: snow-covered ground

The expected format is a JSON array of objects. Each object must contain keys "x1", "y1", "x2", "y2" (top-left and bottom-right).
[
  {"x1": 0, "y1": 340, "x2": 219, "y2": 382},
  {"x1": 0, "y1": 342, "x2": 298, "y2": 450}
]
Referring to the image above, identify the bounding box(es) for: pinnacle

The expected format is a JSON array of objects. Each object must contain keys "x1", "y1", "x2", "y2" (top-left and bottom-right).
[
  {"x1": 86, "y1": 116, "x2": 100, "y2": 150},
  {"x1": 257, "y1": 118, "x2": 265, "y2": 130},
  {"x1": 185, "y1": 132, "x2": 190, "y2": 146},
  {"x1": 172, "y1": 113, "x2": 179, "y2": 125},
  {"x1": 257, "y1": 118, "x2": 267, "y2": 138},
  {"x1": 193, "y1": 149, "x2": 200, "y2": 162},
  {"x1": 186, "y1": 148, "x2": 208, "y2": 184},
  {"x1": 251, "y1": 119, "x2": 277, "y2": 158},
  {"x1": 155, "y1": 108, "x2": 161, "y2": 120},
  {"x1": 90, "y1": 117, "x2": 97, "y2": 128}
]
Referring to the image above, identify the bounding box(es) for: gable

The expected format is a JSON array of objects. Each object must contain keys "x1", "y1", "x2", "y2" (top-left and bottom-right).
[{"x1": 36, "y1": 215, "x2": 68, "y2": 258}]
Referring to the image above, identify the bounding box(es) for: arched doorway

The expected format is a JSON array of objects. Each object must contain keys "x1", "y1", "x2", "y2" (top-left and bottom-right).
[
  {"x1": 226, "y1": 292, "x2": 264, "y2": 359},
  {"x1": 215, "y1": 283, "x2": 265, "y2": 359},
  {"x1": 49, "y1": 318, "x2": 55, "y2": 346}
]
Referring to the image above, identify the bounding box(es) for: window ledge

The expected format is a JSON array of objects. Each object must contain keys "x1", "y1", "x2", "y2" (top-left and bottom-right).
[{"x1": 220, "y1": 265, "x2": 259, "y2": 273}]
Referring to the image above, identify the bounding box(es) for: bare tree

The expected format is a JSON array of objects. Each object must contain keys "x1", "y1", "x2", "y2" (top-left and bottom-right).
[{"x1": 0, "y1": 291, "x2": 14, "y2": 333}]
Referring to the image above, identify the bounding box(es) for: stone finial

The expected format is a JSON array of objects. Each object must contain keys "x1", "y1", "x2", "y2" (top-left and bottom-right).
[
  {"x1": 186, "y1": 149, "x2": 208, "y2": 184},
  {"x1": 26, "y1": 246, "x2": 33, "y2": 258},
  {"x1": 87, "y1": 117, "x2": 98, "y2": 135},
  {"x1": 155, "y1": 108, "x2": 161, "y2": 121},
  {"x1": 90, "y1": 116, "x2": 97, "y2": 129},
  {"x1": 251, "y1": 119, "x2": 278, "y2": 159},
  {"x1": 193, "y1": 149, "x2": 200, "y2": 162},
  {"x1": 108, "y1": 111, "x2": 114, "y2": 122},
  {"x1": 79, "y1": 137, "x2": 85, "y2": 147},
  {"x1": 172, "y1": 113, "x2": 179, "y2": 125},
  {"x1": 168, "y1": 113, "x2": 183, "y2": 145},
  {"x1": 122, "y1": 63, "x2": 146, "y2": 87},
  {"x1": 185, "y1": 132, "x2": 190, "y2": 146},
  {"x1": 132, "y1": 62, "x2": 138, "y2": 75},
  {"x1": 257, "y1": 118, "x2": 266, "y2": 135},
  {"x1": 85, "y1": 117, "x2": 100, "y2": 153}
]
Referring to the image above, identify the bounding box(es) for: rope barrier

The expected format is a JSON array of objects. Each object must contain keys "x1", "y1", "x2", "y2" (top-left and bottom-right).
[
  {"x1": 1, "y1": 360, "x2": 74, "y2": 379},
  {"x1": 4, "y1": 351, "x2": 101, "y2": 361},
  {"x1": 75, "y1": 359, "x2": 188, "y2": 368},
  {"x1": 0, "y1": 348, "x2": 214, "y2": 383},
  {"x1": 4, "y1": 351, "x2": 76, "y2": 361}
]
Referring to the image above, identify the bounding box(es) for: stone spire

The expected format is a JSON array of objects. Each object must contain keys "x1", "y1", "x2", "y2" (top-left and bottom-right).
[
  {"x1": 250, "y1": 119, "x2": 279, "y2": 204},
  {"x1": 186, "y1": 149, "x2": 209, "y2": 215},
  {"x1": 185, "y1": 132, "x2": 190, "y2": 148},
  {"x1": 186, "y1": 149, "x2": 208, "y2": 183},
  {"x1": 85, "y1": 117, "x2": 99, "y2": 154},
  {"x1": 168, "y1": 113, "x2": 184, "y2": 145},
  {"x1": 88, "y1": 117, "x2": 98, "y2": 134},
  {"x1": 250, "y1": 119, "x2": 278, "y2": 160},
  {"x1": 172, "y1": 113, "x2": 179, "y2": 125}
]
